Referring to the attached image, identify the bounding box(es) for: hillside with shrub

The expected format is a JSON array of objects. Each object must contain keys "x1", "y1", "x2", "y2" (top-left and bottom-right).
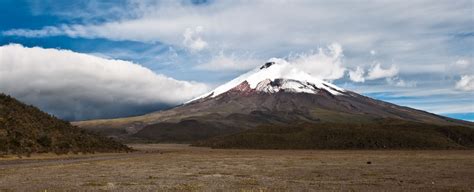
[{"x1": 0, "y1": 94, "x2": 130, "y2": 155}]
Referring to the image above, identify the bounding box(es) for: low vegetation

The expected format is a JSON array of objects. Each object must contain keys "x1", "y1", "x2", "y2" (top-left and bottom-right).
[
  {"x1": 194, "y1": 119, "x2": 474, "y2": 149},
  {"x1": 0, "y1": 94, "x2": 131, "y2": 155}
]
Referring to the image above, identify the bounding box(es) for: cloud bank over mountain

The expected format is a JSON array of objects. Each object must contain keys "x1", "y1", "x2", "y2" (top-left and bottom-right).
[{"x1": 0, "y1": 44, "x2": 208, "y2": 120}]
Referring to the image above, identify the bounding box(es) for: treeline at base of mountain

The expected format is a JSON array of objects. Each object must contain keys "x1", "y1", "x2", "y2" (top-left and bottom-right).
[
  {"x1": 193, "y1": 119, "x2": 474, "y2": 150},
  {"x1": 0, "y1": 94, "x2": 131, "y2": 156}
]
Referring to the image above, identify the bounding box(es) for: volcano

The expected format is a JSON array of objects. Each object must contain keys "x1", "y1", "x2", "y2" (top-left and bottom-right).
[{"x1": 75, "y1": 59, "x2": 474, "y2": 149}]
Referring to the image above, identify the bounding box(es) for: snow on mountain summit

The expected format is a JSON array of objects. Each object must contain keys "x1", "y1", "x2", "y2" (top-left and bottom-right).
[{"x1": 188, "y1": 58, "x2": 345, "y2": 103}]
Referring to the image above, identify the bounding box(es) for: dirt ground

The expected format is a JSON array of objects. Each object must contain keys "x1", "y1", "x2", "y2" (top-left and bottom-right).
[{"x1": 0, "y1": 144, "x2": 473, "y2": 191}]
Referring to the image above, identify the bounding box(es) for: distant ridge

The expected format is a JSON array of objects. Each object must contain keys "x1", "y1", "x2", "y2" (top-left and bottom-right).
[{"x1": 0, "y1": 93, "x2": 130, "y2": 155}]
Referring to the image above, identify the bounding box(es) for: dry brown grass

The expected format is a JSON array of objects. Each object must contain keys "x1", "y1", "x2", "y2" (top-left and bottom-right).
[{"x1": 0, "y1": 144, "x2": 473, "y2": 191}]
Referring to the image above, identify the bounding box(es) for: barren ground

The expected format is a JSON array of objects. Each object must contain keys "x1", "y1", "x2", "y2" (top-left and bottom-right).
[{"x1": 0, "y1": 144, "x2": 473, "y2": 191}]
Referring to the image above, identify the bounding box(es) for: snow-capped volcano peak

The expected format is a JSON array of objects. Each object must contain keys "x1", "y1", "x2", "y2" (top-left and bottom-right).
[{"x1": 188, "y1": 58, "x2": 345, "y2": 103}]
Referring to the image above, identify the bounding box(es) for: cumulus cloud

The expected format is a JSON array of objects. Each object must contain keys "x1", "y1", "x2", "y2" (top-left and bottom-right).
[
  {"x1": 348, "y1": 62, "x2": 404, "y2": 84},
  {"x1": 0, "y1": 44, "x2": 208, "y2": 120},
  {"x1": 183, "y1": 26, "x2": 208, "y2": 52},
  {"x1": 366, "y1": 62, "x2": 399, "y2": 80},
  {"x1": 289, "y1": 43, "x2": 346, "y2": 81},
  {"x1": 455, "y1": 75, "x2": 474, "y2": 91},
  {"x1": 349, "y1": 66, "x2": 365, "y2": 83}
]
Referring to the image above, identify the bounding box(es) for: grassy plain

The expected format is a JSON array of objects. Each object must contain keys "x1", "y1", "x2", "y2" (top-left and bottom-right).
[{"x1": 0, "y1": 144, "x2": 473, "y2": 191}]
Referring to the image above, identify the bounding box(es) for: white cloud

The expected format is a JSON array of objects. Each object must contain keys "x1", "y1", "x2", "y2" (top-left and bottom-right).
[
  {"x1": 0, "y1": 44, "x2": 208, "y2": 120},
  {"x1": 455, "y1": 75, "x2": 474, "y2": 91},
  {"x1": 289, "y1": 43, "x2": 346, "y2": 81},
  {"x1": 348, "y1": 62, "x2": 404, "y2": 84},
  {"x1": 197, "y1": 43, "x2": 346, "y2": 80},
  {"x1": 366, "y1": 62, "x2": 399, "y2": 80},
  {"x1": 183, "y1": 26, "x2": 208, "y2": 52},
  {"x1": 386, "y1": 77, "x2": 417, "y2": 88},
  {"x1": 444, "y1": 58, "x2": 473, "y2": 81},
  {"x1": 2, "y1": 26, "x2": 63, "y2": 37},
  {"x1": 197, "y1": 52, "x2": 261, "y2": 71},
  {"x1": 370, "y1": 50, "x2": 376, "y2": 55},
  {"x1": 455, "y1": 59, "x2": 470, "y2": 67},
  {"x1": 349, "y1": 66, "x2": 365, "y2": 82},
  {"x1": 453, "y1": 59, "x2": 472, "y2": 73},
  {"x1": 5, "y1": 1, "x2": 471, "y2": 69}
]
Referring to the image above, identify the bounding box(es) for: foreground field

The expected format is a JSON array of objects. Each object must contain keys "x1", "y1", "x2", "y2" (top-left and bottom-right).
[{"x1": 0, "y1": 144, "x2": 473, "y2": 191}]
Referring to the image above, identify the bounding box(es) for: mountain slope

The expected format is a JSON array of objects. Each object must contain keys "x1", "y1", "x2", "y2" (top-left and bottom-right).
[
  {"x1": 75, "y1": 60, "x2": 474, "y2": 148},
  {"x1": 0, "y1": 94, "x2": 130, "y2": 155}
]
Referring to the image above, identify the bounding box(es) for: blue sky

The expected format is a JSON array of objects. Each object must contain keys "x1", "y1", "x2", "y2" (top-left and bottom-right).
[{"x1": 0, "y1": 0, "x2": 473, "y2": 121}]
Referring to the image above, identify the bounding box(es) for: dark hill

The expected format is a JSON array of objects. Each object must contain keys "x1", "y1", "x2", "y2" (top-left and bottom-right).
[
  {"x1": 194, "y1": 119, "x2": 474, "y2": 149},
  {"x1": 0, "y1": 94, "x2": 130, "y2": 155}
]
